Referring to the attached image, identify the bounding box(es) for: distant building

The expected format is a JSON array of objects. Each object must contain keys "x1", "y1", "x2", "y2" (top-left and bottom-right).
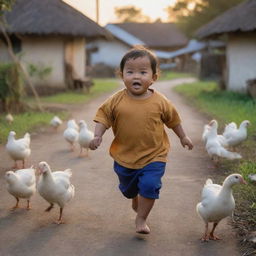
[
  {"x1": 196, "y1": 0, "x2": 256, "y2": 93},
  {"x1": 0, "y1": 0, "x2": 109, "y2": 92},
  {"x1": 88, "y1": 22, "x2": 188, "y2": 68}
]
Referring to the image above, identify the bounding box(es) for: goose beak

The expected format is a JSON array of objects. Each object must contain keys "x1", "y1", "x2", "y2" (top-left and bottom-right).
[{"x1": 240, "y1": 177, "x2": 247, "y2": 185}]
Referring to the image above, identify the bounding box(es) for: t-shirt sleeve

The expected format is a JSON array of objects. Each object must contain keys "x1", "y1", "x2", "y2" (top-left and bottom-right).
[
  {"x1": 94, "y1": 99, "x2": 113, "y2": 129},
  {"x1": 162, "y1": 100, "x2": 181, "y2": 129}
]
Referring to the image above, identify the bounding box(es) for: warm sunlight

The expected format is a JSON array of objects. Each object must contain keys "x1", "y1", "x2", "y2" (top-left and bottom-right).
[{"x1": 64, "y1": 0, "x2": 177, "y2": 25}]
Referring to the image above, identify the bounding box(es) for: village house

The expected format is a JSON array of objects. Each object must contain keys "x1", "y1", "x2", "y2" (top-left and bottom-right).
[
  {"x1": 87, "y1": 22, "x2": 188, "y2": 69},
  {"x1": 196, "y1": 0, "x2": 256, "y2": 93},
  {"x1": 0, "y1": 0, "x2": 109, "y2": 93}
]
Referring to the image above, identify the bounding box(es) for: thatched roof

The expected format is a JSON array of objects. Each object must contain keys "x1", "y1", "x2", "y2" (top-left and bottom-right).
[
  {"x1": 196, "y1": 0, "x2": 256, "y2": 39},
  {"x1": 111, "y1": 23, "x2": 188, "y2": 49},
  {"x1": 3, "y1": 0, "x2": 109, "y2": 38}
]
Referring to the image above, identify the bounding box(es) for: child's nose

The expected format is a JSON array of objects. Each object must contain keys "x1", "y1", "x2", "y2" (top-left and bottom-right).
[{"x1": 134, "y1": 72, "x2": 140, "y2": 78}]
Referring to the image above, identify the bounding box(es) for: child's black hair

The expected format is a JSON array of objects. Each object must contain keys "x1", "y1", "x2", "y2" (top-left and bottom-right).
[{"x1": 119, "y1": 45, "x2": 159, "y2": 75}]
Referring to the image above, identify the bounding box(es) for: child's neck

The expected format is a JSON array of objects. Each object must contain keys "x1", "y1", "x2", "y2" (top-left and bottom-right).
[{"x1": 127, "y1": 89, "x2": 153, "y2": 100}]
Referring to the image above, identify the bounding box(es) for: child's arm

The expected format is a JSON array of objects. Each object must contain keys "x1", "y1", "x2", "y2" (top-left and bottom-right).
[
  {"x1": 89, "y1": 122, "x2": 107, "y2": 150},
  {"x1": 172, "y1": 124, "x2": 193, "y2": 150}
]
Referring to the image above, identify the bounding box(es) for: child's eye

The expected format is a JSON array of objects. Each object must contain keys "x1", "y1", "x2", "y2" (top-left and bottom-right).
[
  {"x1": 141, "y1": 71, "x2": 147, "y2": 74},
  {"x1": 127, "y1": 71, "x2": 133, "y2": 74}
]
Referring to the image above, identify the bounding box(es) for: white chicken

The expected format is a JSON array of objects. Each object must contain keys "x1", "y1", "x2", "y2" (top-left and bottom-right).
[
  {"x1": 196, "y1": 174, "x2": 246, "y2": 241},
  {"x1": 248, "y1": 174, "x2": 256, "y2": 183},
  {"x1": 67, "y1": 119, "x2": 79, "y2": 131},
  {"x1": 5, "y1": 167, "x2": 36, "y2": 210},
  {"x1": 223, "y1": 122, "x2": 237, "y2": 138},
  {"x1": 223, "y1": 120, "x2": 250, "y2": 149},
  {"x1": 202, "y1": 120, "x2": 227, "y2": 147},
  {"x1": 205, "y1": 120, "x2": 242, "y2": 161},
  {"x1": 63, "y1": 120, "x2": 79, "y2": 151},
  {"x1": 5, "y1": 113, "x2": 14, "y2": 124},
  {"x1": 6, "y1": 131, "x2": 31, "y2": 168},
  {"x1": 78, "y1": 120, "x2": 94, "y2": 156},
  {"x1": 50, "y1": 116, "x2": 63, "y2": 131},
  {"x1": 37, "y1": 161, "x2": 75, "y2": 224}
]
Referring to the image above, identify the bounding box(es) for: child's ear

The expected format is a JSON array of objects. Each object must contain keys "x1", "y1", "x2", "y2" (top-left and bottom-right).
[
  {"x1": 119, "y1": 71, "x2": 123, "y2": 78},
  {"x1": 152, "y1": 73, "x2": 158, "y2": 81}
]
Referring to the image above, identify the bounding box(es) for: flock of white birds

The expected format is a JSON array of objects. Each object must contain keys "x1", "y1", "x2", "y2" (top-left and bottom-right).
[
  {"x1": 198, "y1": 119, "x2": 251, "y2": 241},
  {"x1": 4, "y1": 115, "x2": 93, "y2": 224},
  {"x1": 2, "y1": 114, "x2": 253, "y2": 241}
]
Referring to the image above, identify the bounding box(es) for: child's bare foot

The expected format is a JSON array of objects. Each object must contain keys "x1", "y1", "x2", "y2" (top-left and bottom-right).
[
  {"x1": 135, "y1": 216, "x2": 150, "y2": 234},
  {"x1": 132, "y1": 196, "x2": 138, "y2": 212}
]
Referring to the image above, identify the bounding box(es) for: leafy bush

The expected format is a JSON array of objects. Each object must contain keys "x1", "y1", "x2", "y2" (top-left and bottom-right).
[{"x1": 0, "y1": 62, "x2": 24, "y2": 112}]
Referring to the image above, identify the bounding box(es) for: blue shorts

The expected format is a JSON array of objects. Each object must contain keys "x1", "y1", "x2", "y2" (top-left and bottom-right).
[{"x1": 113, "y1": 161, "x2": 166, "y2": 199}]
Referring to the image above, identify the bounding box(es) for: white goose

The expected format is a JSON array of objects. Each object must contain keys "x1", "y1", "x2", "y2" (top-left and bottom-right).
[
  {"x1": 63, "y1": 120, "x2": 79, "y2": 151},
  {"x1": 223, "y1": 120, "x2": 250, "y2": 148},
  {"x1": 205, "y1": 120, "x2": 242, "y2": 161},
  {"x1": 5, "y1": 167, "x2": 36, "y2": 210},
  {"x1": 223, "y1": 122, "x2": 237, "y2": 138},
  {"x1": 37, "y1": 161, "x2": 75, "y2": 224},
  {"x1": 78, "y1": 120, "x2": 94, "y2": 156},
  {"x1": 67, "y1": 119, "x2": 79, "y2": 131},
  {"x1": 6, "y1": 131, "x2": 31, "y2": 168},
  {"x1": 202, "y1": 120, "x2": 227, "y2": 147},
  {"x1": 50, "y1": 116, "x2": 63, "y2": 131},
  {"x1": 196, "y1": 174, "x2": 246, "y2": 241},
  {"x1": 5, "y1": 113, "x2": 14, "y2": 124}
]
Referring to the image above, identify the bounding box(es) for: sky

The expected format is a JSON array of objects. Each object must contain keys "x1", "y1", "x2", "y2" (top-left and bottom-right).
[{"x1": 63, "y1": 0, "x2": 177, "y2": 25}]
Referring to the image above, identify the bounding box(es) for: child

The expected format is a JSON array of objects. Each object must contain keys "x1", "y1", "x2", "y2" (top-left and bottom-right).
[{"x1": 89, "y1": 46, "x2": 193, "y2": 234}]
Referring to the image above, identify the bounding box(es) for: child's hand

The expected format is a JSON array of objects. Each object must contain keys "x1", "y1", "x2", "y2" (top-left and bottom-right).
[
  {"x1": 89, "y1": 136, "x2": 102, "y2": 150},
  {"x1": 180, "y1": 136, "x2": 193, "y2": 150}
]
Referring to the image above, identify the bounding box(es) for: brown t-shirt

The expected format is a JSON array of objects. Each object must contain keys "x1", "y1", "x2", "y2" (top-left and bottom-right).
[{"x1": 94, "y1": 88, "x2": 181, "y2": 169}]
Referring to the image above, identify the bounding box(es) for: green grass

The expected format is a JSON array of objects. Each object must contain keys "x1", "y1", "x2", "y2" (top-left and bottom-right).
[
  {"x1": 40, "y1": 78, "x2": 119, "y2": 104},
  {"x1": 0, "y1": 111, "x2": 68, "y2": 144},
  {"x1": 174, "y1": 81, "x2": 256, "y2": 133},
  {"x1": 174, "y1": 80, "x2": 256, "y2": 227},
  {"x1": 159, "y1": 71, "x2": 194, "y2": 81}
]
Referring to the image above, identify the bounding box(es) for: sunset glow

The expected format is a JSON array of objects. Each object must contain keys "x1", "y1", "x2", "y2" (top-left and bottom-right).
[{"x1": 64, "y1": 0, "x2": 177, "y2": 25}]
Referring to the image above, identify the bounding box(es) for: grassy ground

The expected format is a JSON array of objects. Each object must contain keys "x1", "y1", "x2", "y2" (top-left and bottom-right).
[
  {"x1": 0, "y1": 78, "x2": 119, "y2": 144},
  {"x1": 159, "y1": 71, "x2": 194, "y2": 81},
  {"x1": 174, "y1": 80, "x2": 256, "y2": 254},
  {"x1": 29, "y1": 78, "x2": 119, "y2": 104}
]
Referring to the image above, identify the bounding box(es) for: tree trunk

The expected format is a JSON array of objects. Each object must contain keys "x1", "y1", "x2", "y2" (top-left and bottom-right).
[{"x1": 0, "y1": 18, "x2": 44, "y2": 112}]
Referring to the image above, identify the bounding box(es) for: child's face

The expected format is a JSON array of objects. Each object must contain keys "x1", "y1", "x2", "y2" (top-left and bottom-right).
[{"x1": 121, "y1": 56, "x2": 157, "y2": 97}]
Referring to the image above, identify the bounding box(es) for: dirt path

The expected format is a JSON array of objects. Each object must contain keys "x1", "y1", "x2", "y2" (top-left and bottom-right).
[{"x1": 0, "y1": 78, "x2": 240, "y2": 256}]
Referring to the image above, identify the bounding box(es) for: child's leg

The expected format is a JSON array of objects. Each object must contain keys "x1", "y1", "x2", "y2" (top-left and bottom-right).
[
  {"x1": 135, "y1": 195, "x2": 155, "y2": 234},
  {"x1": 132, "y1": 196, "x2": 138, "y2": 212}
]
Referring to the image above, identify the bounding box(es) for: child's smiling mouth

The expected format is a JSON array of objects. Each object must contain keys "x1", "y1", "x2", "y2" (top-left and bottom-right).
[{"x1": 132, "y1": 82, "x2": 141, "y2": 88}]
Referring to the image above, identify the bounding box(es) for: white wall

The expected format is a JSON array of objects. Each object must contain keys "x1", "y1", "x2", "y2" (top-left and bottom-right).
[
  {"x1": 227, "y1": 33, "x2": 256, "y2": 92},
  {"x1": 89, "y1": 39, "x2": 130, "y2": 68},
  {"x1": 21, "y1": 36, "x2": 65, "y2": 87}
]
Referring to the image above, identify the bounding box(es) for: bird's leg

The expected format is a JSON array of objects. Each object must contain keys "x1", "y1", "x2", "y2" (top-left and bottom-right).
[
  {"x1": 200, "y1": 223, "x2": 209, "y2": 242},
  {"x1": 55, "y1": 208, "x2": 64, "y2": 224},
  {"x1": 22, "y1": 159, "x2": 25, "y2": 168},
  {"x1": 45, "y1": 203, "x2": 54, "y2": 212},
  {"x1": 26, "y1": 199, "x2": 31, "y2": 210},
  {"x1": 10, "y1": 197, "x2": 19, "y2": 210},
  {"x1": 70, "y1": 143, "x2": 75, "y2": 152},
  {"x1": 12, "y1": 161, "x2": 18, "y2": 169},
  {"x1": 79, "y1": 146, "x2": 83, "y2": 157},
  {"x1": 209, "y1": 222, "x2": 221, "y2": 240}
]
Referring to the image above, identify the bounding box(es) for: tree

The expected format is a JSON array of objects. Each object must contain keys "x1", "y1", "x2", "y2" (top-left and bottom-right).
[
  {"x1": 165, "y1": 0, "x2": 245, "y2": 37},
  {"x1": 0, "y1": 0, "x2": 14, "y2": 12},
  {"x1": 115, "y1": 5, "x2": 151, "y2": 22},
  {"x1": 0, "y1": 0, "x2": 44, "y2": 111}
]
